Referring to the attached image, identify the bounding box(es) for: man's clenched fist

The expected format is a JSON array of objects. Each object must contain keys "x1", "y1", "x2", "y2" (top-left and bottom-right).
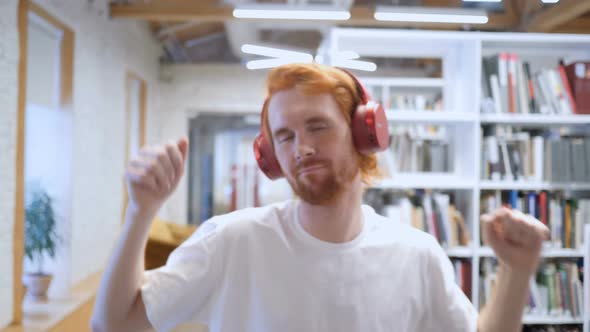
[
  {"x1": 481, "y1": 207, "x2": 550, "y2": 276},
  {"x1": 125, "y1": 137, "x2": 189, "y2": 213}
]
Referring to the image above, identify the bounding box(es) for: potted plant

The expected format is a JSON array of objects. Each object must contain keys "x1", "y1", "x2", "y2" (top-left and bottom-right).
[{"x1": 22, "y1": 185, "x2": 61, "y2": 301}]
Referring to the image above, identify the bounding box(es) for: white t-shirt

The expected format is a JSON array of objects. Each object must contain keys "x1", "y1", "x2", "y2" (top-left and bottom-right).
[{"x1": 141, "y1": 200, "x2": 478, "y2": 332}]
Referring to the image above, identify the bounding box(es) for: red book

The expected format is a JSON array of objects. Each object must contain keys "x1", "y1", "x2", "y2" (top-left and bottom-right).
[
  {"x1": 523, "y1": 62, "x2": 536, "y2": 112},
  {"x1": 539, "y1": 191, "x2": 548, "y2": 226},
  {"x1": 508, "y1": 53, "x2": 517, "y2": 113},
  {"x1": 230, "y1": 164, "x2": 238, "y2": 211},
  {"x1": 461, "y1": 263, "x2": 472, "y2": 301},
  {"x1": 430, "y1": 208, "x2": 439, "y2": 240},
  {"x1": 558, "y1": 64, "x2": 578, "y2": 114},
  {"x1": 565, "y1": 62, "x2": 590, "y2": 114}
]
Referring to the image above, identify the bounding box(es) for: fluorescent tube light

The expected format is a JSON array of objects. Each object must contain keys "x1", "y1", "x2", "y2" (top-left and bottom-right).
[
  {"x1": 246, "y1": 58, "x2": 312, "y2": 70},
  {"x1": 541, "y1": 0, "x2": 559, "y2": 3},
  {"x1": 462, "y1": 0, "x2": 501, "y2": 2},
  {"x1": 337, "y1": 50, "x2": 360, "y2": 60},
  {"x1": 332, "y1": 59, "x2": 377, "y2": 72},
  {"x1": 374, "y1": 6, "x2": 489, "y2": 24},
  {"x1": 233, "y1": 5, "x2": 350, "y2": 21},
  {"x1": 241, "y1": 44, "x2": 313, "y2": 61}
]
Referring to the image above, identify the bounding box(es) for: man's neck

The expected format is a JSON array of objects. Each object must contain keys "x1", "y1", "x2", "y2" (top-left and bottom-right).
[{"x1": 297, "y1": 175, "x2": 364, "y2": 243}]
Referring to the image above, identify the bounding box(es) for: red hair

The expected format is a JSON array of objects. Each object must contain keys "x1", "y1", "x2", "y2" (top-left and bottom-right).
[{"x1": 261, "y1": 63, "x2": 381, "y2": 185}]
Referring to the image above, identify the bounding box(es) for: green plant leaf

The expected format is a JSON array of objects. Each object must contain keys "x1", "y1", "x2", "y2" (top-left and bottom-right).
[{"x1": 24, "y1": 185, "x2": 61, "y2": 273}]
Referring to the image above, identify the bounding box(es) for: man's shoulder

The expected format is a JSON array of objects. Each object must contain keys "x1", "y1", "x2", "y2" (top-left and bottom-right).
[
  {"x1": 364, "y1": 208, "x2": 440, "y2": 252},
  {"x1": 199, "y1": 200, "x2": 293, "y2": 239}
]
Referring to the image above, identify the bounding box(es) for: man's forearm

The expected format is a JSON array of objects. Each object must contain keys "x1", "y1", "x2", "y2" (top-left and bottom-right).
[
  {"x1": 478, "y1": 263, "x2": 530, "y2": 332},
  {"x1": 91, "y1": 204, "x2": 156, "y2": 329}
]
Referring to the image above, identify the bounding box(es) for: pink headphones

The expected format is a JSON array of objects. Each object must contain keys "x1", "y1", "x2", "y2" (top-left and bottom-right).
[{"x1": 253, "y1": 68, "x2": 390, "y2": 180}]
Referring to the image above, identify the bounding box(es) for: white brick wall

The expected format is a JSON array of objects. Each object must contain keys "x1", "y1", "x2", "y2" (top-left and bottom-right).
[
  {"x1": 0, "y1": 0, "x2": 19, "y2": 327},
  {"x1": 27, "y1": 0, "x2": 162, "y2": 285},
  {"x1": 1, "y1": 1, "x2": 269, "y2": 325},
  {"x1": 155, "y1": 64, "x2": 267, "y2": 225},
  {"x1": 0, "y1": 1, "x2": 162, "y2": 325}
]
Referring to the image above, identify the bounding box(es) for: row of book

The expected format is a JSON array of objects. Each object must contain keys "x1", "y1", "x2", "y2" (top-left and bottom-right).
[
  {"x1": 481, "y1": 53, "x2": 580, "y2": 115},
  {"x1": 380, "y1": 125, "x2": 453, "y2": 174},
  {"x1": 368, "y1": 87, "x2": 443, "y2": 112},
  {"x1": 530, "y1": 262, "x2": 583, "y2": 319},
  {"x1": 379, "y1": 190, "x2": 470, "y2": 248},
  {"x1": 480, "y1": 260, "x2": 583, "y2": 320},
  {"x1": 388, "y1": 93, "x2": 443, "y2": 112},
  {"x1": 481, "y1": 128, "x2": 590, "y2": 182},
  {"x1": 481, "y1": 191, "x2": 590, "y2": 249}
]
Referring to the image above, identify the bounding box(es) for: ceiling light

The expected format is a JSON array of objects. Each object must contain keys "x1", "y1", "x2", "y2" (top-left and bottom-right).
[
  {"x1": 332, "y1": 59, "x2": 377, "y2": 72},
  {"x1": 233, "y1": 5, "x2": 351, "y2": 21},
  {"x1": 337, "y1": 50, "x2": 360, "y2": 60},
  {"x1": 541, "y1": 0, "x2": 559, "y2": 3},
  {"x1": 462, "y1": 0, "x2": 501, "y2": 2},
  {"x1": 374, "y1": 6, "x2": 489, "y2": 24},
  {"x1": 246, "y1": 58, "x2": 312, "y2": 70},
  {"x1": 241, "y1": 44, "x2": 313, "y2": 61}
]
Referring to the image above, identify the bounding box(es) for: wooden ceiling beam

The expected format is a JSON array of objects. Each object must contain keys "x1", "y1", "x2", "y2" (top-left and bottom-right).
[
  {"x1": 110, "y1": 3, "x2": 517, "y2": 30},
  {"x1": 344, "y1": 6, "x2": 515, "y2": 30},
  {"x1": 551, "y1": 17, "x2": 590, "y2": 34},
  {"x1": 158, "y1": 22, "x2": 226, "y2": 41},
  {"x1": 110, "y1": 4, "x2": 232, "y2": 22},
  {"x1": 527, "y1": 0, "x2": 590, "y2": 32}
]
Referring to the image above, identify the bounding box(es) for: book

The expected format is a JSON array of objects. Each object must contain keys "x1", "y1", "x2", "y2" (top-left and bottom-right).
[
  {"x1": 565, "y1": 62, "x2": 590, "y2": 114},
  {"x1": 523, "y1": 62, "x2": 537, "y2": 113}
]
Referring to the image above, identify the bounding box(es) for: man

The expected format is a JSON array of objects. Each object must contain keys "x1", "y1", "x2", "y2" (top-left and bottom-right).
[{"x1": 91, "y1": 63, "x2": 550, "y2": 332}]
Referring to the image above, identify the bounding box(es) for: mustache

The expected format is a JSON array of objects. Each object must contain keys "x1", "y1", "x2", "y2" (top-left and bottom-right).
[{"x1": 295, "y1": 159, "x2": 329, "y2": 174}]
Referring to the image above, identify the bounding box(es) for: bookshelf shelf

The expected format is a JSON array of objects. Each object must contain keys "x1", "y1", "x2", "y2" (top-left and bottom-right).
[
  {"x1": 522, "y1": 316, "x2": 583, "y2": 325},
  {"x1": 480, "y1": 114, "x2": 590, "y2": 126},
  {"x1": 386, "y1": 111, "x2": 475, "y2": 124},
  {"x1": 373, "y1": 175, "x2": 474, "y2": 190},
  {"x1": 478, "y1": 246, "x2": 584, "y2": 258},
  {"x1": 445, "y1": 246, "x2": 473, "y2": 258},
  {"x1": 361, "y1": 77, "x2": 444, "y2": 88},
  {"x1": 480, "y1": 181, "x2": 590, "y2": 191}
]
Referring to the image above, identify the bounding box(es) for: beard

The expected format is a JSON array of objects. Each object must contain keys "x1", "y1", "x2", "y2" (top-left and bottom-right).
[{"x1": 287, "y1": 156, "x2": 359, "y2": 205}]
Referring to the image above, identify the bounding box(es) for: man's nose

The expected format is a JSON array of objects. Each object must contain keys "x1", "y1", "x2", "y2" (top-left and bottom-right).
[{"x1": 295, "y1": 138, "x2": 316, "y2": 161}]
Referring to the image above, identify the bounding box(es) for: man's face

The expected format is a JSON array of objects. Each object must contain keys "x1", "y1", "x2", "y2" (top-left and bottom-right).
[{"x1": 267, "y1": 87, "x2": 360, "y2": 205}]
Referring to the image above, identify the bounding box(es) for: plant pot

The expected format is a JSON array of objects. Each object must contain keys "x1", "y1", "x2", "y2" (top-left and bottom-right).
[{"x1": 22, "y1": 273, "x2": 52, "y2": 301}]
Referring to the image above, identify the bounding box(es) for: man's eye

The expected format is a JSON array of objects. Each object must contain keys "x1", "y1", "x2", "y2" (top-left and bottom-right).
[
  {"x1": 311, "y1": 126, "x2": 327, "y2": 132},
  {"x1": 279, "y1": 136, "x2": 293, "y2": 143}
]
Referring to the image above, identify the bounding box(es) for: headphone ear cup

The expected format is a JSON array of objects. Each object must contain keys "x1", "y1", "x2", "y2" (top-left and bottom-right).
[
  {"x1": 253, "y1": 133, "x2": 284, "y2": 180},
  {"x1": 351, "y1": 101, "x2": 390, "y2": 155}
]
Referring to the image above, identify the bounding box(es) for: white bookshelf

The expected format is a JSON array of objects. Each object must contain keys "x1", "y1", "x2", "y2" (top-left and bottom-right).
[
  {"x1": 522, "y1": 315, "x2": 584, "y2": 325},
  {"x1": 361, "y1": 77, "x2": 444, "y2": 87},
  {"x1": 478, "y1": 246, "x2": 585, "y2": 258},
  {"x1": 445, "y1": 246, "x2": 474, "y2": 258},
  {"x1": 385, "y1": 110, "x2": 476, "y2": 124},
  {"x1": 480, "y1": 181, "x2": 590, "y2": 191},
  {"x1": 480, "y1": 113, "x2": 590, "y2": 125},
  {"x1": 329, "y1": 28, "x2": 590, "y2": 329},
  {"x1": 374, "y1": 175, "x2": 474, "y2": 190}
]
